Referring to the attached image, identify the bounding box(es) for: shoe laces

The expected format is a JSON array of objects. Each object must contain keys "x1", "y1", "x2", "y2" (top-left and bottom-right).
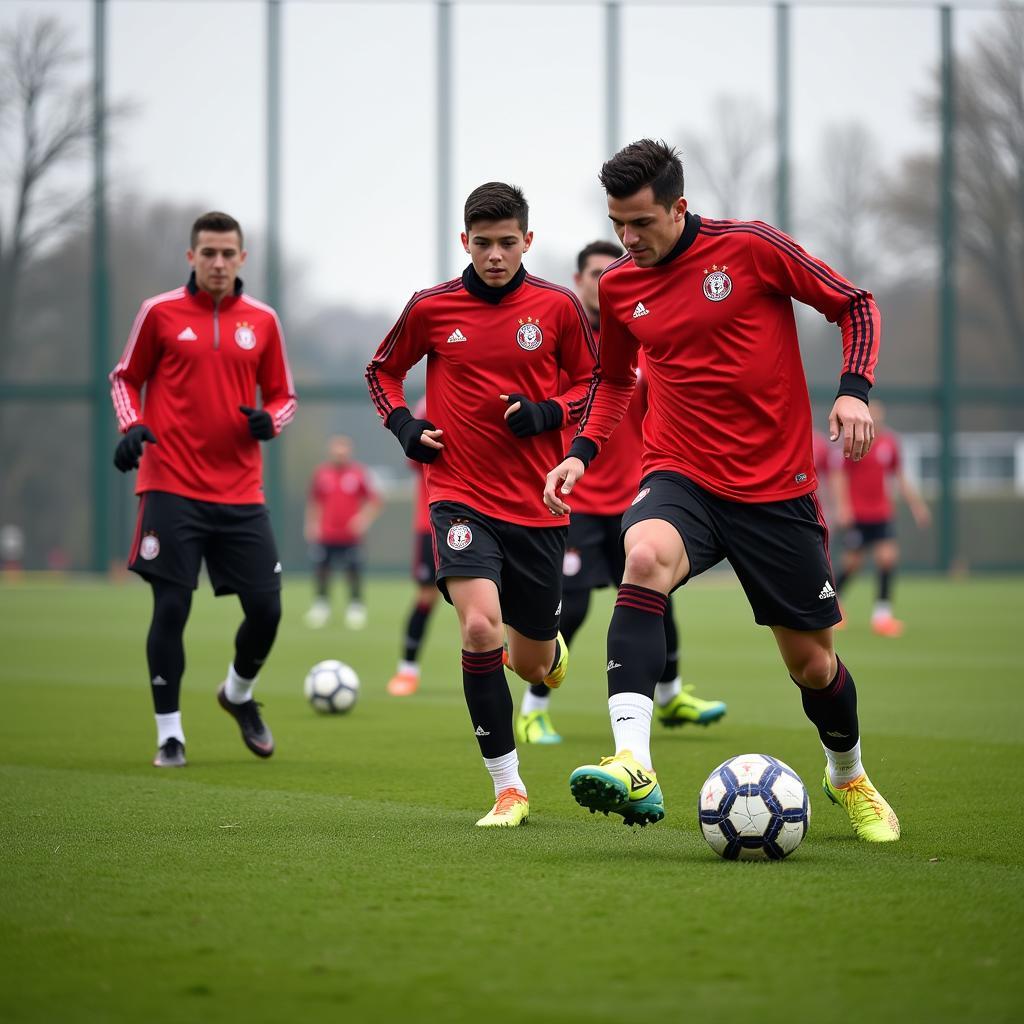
[
  {"x1": 238, "y1": 699, "x2": 265, "y2": 730},
  {"x1": 842, "y1": 777, "x2": 885, "y2": 823},
  {"x1": 494, "y1": 788, "x2": 526, "y2": 813}
]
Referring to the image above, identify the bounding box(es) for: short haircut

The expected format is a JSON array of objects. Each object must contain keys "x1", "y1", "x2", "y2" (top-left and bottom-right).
[
  {"x1": 190, "y1": 211, "x2": 243, "y2": 249},
  {"x1": 576, "y1": 239, "x2": 624, "y2": 273},
  {"x1": 599, "y1": 139, "x2": 685, "y2": 209},
  {"x1": 463, "y1": 182, "x2": 529, "y2": 233}
]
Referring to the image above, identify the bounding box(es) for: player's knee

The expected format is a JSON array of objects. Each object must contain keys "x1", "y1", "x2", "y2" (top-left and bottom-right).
[
  {"x1": 241, "y1": 589, "x2": 281, "y2": 632},
  {"x1": 151, "y1": 583, "x2": 192, "y2": 632},
  {"x1": 461, "y1": 610, "x2": 502, "y2": 651},
  {"x1": 789, "y1": 647, "x2": 836, "y2": 689},
  {"x1": 623, "y1": 542, "x2": 663, "y2": 584}
]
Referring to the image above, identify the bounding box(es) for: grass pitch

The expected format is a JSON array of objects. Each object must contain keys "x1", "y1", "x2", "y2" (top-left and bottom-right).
[{"x1": 2, "y1": 573, "x2": 1022, "y2": 1023}]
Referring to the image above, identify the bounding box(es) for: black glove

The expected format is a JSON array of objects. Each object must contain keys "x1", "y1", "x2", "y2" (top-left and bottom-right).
[
  {"x1": 113, "y1": 424, "x2": 157, "y2": 472},
  {"x1": 504, "y1": 394, "x2": 562, "y2": 438},
  {"x1": 387, "y1": 406, "x2": 440, "y2": 463},
  {"x1": 239, "y1": 405, "x2": 275, "y2": 441}
]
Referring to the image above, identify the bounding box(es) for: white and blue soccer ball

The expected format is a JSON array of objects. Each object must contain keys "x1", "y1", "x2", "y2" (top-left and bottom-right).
[
  {"x1": 698, "y1": 753, "x2": 810, "y2": 861},
  {"x1": 303, "y1": 660, "x2": 360, "y2": 714}
]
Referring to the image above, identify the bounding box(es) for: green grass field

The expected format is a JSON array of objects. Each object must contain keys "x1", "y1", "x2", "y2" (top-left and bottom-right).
[{"x1": 2, "y1": 574, "x2": 1022, "y2": 1023}]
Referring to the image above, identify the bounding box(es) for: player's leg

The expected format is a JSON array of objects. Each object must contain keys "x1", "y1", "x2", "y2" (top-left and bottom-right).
[
  {"x1": 305, "y1": 542, "x2": 331, "y2": 628},
  {"x1": 146, "y1": 579, "x2": 193, "y2": 766},
  {"x1": 344, "y1": 545, "x2": 367, "y2": 629},
  {"x1": 388, "y1": 533, "x2": 439, "y2": 696},
  {"x1": 870, "y1": 529, "x2": 903, "y2": 636},
  {"x1": 834, "y1": 530, "x2": 865, "y2": 596}
]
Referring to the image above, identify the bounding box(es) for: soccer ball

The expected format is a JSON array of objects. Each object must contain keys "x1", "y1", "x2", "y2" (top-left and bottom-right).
[
  {"x1": 698, "y1": 753, "x2": 810, "y2": 861},
  {"x1": 303, "y1": 660, "x2": 359, "y2": 714}
]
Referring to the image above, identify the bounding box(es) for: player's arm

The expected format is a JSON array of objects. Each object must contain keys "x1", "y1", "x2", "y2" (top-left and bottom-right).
[
  {"x1": 352, "y1": 475, "x2": 384, "y2": 536},
  {"x1": 244, "y1": 312, "x2": 297, "y2": 441},
  {"x1": 893, "y1": 440, "x2": 931, "y2": 528},
  {"x1": 366, "y1": 295, "x2": 443, "y2": 463},
  {"x1": 304, "y1": 476, "x2": 322, "y2": 543},
  {"x1": 109, "y1": 301, "x2": 160, "y2": 471},
  {"x1": 828, "y1": 462, "x2": 854, "y2": 529},
  {"x1": 747, "y1": 227, "x2": 879, "y2": 461}
]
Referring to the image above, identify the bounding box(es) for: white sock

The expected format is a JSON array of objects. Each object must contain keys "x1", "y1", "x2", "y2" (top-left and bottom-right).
[
  {"x1": 482, "y1": 750, "x2": 526, "y2": 799},
  {"x1": 609, "y1": 693, "x2": 654, "y2": 770},
  {"x1": 872, "y1": 601, "x2": 892, "y2": 620},
  {"x1": 654, "y1": 677, "x2": 682, "y2": 707},
  {"x1": 155, "y1": 711, "x2": 184, "y2": 746},
  {"x1": 520, "y1": 691, "x2": 550, "y2": 715},
  {"x1": 397, "y1": 660, "x2": 420, "y2": 677},
  {"x1": 824, "y1": 739, "x2": 864, "y2": 786},
  {"x1": 224, "y1": 662, "x2": 255, "y2": 705}
]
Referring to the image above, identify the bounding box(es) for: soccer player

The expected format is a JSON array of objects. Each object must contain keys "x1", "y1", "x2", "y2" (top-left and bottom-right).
[
  {"x1": 386, "y1": 399, "x2": 441, "y2": 697},
  {"x1": 515, "y1": 240, "x2": 727, "y2": 745},
  {"x1": 830, "y1": 400, "x2": 931, "y2": 636},
  {"x1": 545, "y1": 140, "x2": 900, "y2": 842},
  {"x1": 304, "y1": 435, "x2": 382, "y2": 630},
  {"x1": 367, "y1": 182, "x2": 596, "y2": 827},
  {"x1": 110, "y1": 211, "x2": 297, "y2": 768}
]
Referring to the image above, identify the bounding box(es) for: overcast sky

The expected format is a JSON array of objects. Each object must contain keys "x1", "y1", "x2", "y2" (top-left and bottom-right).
[{"x1": 1, "y1": 0, "x2": 1009, "y2": 315}]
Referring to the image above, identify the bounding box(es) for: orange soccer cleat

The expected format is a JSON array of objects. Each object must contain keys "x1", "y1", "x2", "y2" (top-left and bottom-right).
[
  {"x1": 386, "y1": 668, "x2": 420, "y2": 697},
  {"x1": 871, "y1": 614, "x2": 904, "y2": 638}
]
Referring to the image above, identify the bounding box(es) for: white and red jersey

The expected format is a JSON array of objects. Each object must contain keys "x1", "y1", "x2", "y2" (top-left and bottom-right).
[
  {"x1": 581, "y1": 214, "x2": 880, "y2": 504},
  {"x1": 309, "y1": 461, "x2": 378, "y2": 545},
  {"x1": 367, "y1": 266, "x2": 597, "y2": 528},
  {"x1": 830, "y1": 429, "x2": 901, "y2": 523},
  {"x1": 110, "y1": 276, "x2": 297, "y2": 504}
]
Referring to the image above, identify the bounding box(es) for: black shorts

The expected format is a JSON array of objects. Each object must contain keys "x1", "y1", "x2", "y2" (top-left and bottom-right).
[
  {"x1": 430, "y1": 501, "x2": 566, "y2": 641},
  {"x1": 620, "y1": 472, "x2": 839, "y2": 631},
  {"x1": 129, "y1": 490, "x2": 281, "y2": 595},
  {"x1": 844, "y1": 520, "x2": 894, "y2": 550},
  {"x1": 412, "y1": 530, "x2": 435, "y2": 584},
  {"x1": 563, "y1": 512, "x2": 624, "y2": 592},
  {"x1": 310, "y1": 542, "x2": 363, "y2": 571}
]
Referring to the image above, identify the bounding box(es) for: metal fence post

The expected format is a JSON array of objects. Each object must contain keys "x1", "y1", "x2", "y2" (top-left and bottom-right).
[
  {"x1": 775, "y1": 2, "x2": 791, "y2": 234},
  {"x1": 437, "y1": 0, "x2": 452, "y2": 281}
]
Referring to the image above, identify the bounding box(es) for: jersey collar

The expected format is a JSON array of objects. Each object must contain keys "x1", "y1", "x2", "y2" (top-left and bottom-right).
[
  {"x1": 186, "y1": 270, "x2": 244, "y2": 307},
  {"x1": 654, "y1": 211, "x2": 702, "y2": 267},
  {"x1": 461, "y1": 263, "x2": 527, "y2": 304}
]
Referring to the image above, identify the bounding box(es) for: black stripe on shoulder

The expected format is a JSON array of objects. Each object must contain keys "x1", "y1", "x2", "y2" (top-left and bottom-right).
[{"x1": 525, "y1": 275, "x2": 598, "y2": 359}]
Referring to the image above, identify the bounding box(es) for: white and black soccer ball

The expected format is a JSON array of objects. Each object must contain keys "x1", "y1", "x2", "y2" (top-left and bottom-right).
[
  {"x1": 303, "y1": 660, "x2": 359, "y2": 714},
  {"x1": 698, "y1": 753, "x2": 810, "y2": 861}
]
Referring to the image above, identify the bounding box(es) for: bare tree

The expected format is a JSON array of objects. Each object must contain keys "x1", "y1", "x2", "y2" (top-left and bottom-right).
[{"x1": 0, "y1": 17, "x2": 97, "y2": 363}]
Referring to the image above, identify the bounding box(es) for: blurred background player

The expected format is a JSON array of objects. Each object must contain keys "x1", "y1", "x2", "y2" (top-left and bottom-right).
[
  {"x1": 830, "y1": 400, "x2": 931, "y2": 636},
  {"x1": 304, "y1": 435, "x2": 382, "y2": 630},
  {"x1": 515, "y1": 240, "x2": 726, "y2": 745},
  {"x1": 109, "y1": 211, "x2": 296, "y2": 768},
  {"x1": 386, "y1": 397, "x2": 440, "y2": 697},
  {"x1": 367, "y1": 181, "x2": 596, "y2": 827}
]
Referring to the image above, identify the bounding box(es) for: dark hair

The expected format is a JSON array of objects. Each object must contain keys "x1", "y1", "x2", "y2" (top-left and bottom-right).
[
  {"x1": 599, "y1": 139, "x2": 685, "y2": 209},
  {"x1": 463, "y1": 182, "x2": 529, "y2": 233},
  {"x1": 190, "y1": 211, "x2": 243, "y2": 249},
  {"x1": 576, "y1": 239, "x2": 624, "y2": 273}
]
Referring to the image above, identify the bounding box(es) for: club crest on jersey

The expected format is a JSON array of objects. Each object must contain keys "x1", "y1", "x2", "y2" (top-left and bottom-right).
[
  {"x1": 563, "y1": 548, "x2": 582, "y2": 577},
  {"x1": 631, "y1": 487, "x2": 650, "y2": 506},
  {"x1": 516, "y1": 316, "x2": 543, "y2": 351},
  {"x1": 234, "y1": 321, "x2": 257, "y2": 350},
  {"x1": 139, "y1": 532, "x2": 160, "y2": 561},
  {"x1": 447, "y1": 522, "x2": 473, "y2": 550},
  {"x1": 702, "y1": 265, "x2": 732, "y2": 302}
]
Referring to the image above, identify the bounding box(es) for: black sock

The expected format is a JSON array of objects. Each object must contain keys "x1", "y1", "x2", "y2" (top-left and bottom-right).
[
  {"x1": 348, "y1": 565, "x2": 363, "y2": 603},
  {"x1": 795, "y1": 658, "x2": 860, "y2": 752},
  {"x1": 660, "y1": 601, "x2": 679, "y2": 683},
  {"x1": 462, "y1": 649, "x2": 514, "y2": 758},
  {"x1": 403, "y1": 600, "x2": 434, "y2": 663},
  {"x1": 878, "y1": 568, "x2": 893, "y2": 603},
  {"x1": 234, "y1": 590, "x2": 281, "y2": 680},
  {"x1": 314, "y1": 564, "x2": 329, "y2": 599},
  {"x1": 147, "y1": 581, "x2": 193, "y2": 715},
  {"x1": 559, "y1": 587, "x2": 590, "y2": 647},
  {"x1": 607, "y1": 585, "x2": 668, "y2": 700}
]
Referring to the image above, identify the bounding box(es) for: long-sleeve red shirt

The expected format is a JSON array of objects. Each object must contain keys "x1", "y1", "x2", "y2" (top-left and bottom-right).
[
  {"x1": 580, "y1": 214, "x2": 880, "y2": 503},
  {"x1": 367, "y1": 266, "x2": 597, "y2": 527},
  {"x1": 110, "y1": 277, "x2": 297, "y2": 504}
]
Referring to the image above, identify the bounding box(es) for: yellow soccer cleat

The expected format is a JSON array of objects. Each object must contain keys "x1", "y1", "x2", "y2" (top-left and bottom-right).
[
  {"x1": 823, "y1": 771, "x2": 900, "y2": 842},
  {"x1": 543, "y1": 632, "x2": 569, "y2": 690},
  {"x1": 515, "y1": 710, "x2": 562, "y2": 745},
  {"x1": 476, "y1": 788, "x2": 529, "y2": 828},
  {"x1": 569, "y1": 750, "x2": 665, "y2": 827},
  {"x1": 656, "y1": 683, "x2": 727, "y2": 728}
]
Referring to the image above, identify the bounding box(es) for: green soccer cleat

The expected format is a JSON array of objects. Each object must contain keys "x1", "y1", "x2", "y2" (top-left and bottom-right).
[
  {"x1": 476, "y1": 788, "x2": 529, "y2": 828},
  {"x1": 569, "y1": 750, "x2": 665, "y2": 827},
  {"x1": 543, "y1": 631, "x2": 569, "y2": 690},
  {"x1": 515, "y1": 710, "x2": 562, "y2": 745},
  {"x1": 656, "y1": 683, "x2": 727, "y2": 728},
  {"x1": 822, "y1": 770, "x2": 901, "y2": 842}
]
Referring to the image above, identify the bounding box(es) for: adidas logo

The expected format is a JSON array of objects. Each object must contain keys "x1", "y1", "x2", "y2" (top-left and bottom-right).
[
  {"x1": 607, "y1": 659, "x2": 622, "y2": 671},
  {"x1": 819, "y1": 580, "x2": 836, "y2": 600},
  {"x1": 177, "y1": 327, "x2": 198, "y2": 341},
  {"x1": 474, "y1": 725, "x2": 490, "y2": 737},
  {"x1": 446, "y1": 328, "x2": 468, "y2": 344},
  {"x1": 273, "y1": 562, "x2": 282, "y2": 573},
  {"x1": 826, "y1": 730, "x2": 850, "y2": 738},
  {"x1": 632, "y1": 302, "x2": 650, "y2": 319},
  {"x1": 152, "y1": 675, "x2": 167, "y2": 686}
]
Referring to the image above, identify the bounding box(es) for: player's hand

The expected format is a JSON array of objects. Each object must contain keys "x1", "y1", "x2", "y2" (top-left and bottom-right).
[
  {"x1": 500, "y1": 393, "x2": 562, "y2": 438},
  {"x1": 829, "y1": 397, "x2": 874, "y2": 462},
  {"x1": 912, "y1": 502, "x2": 932, "y2": 529},
  {"x1": 113, "y1": 424, "x2": 157, "y2": 472},
  {"x1": 239, "y1": 405, "x2": 276, "y2": 441},
  {"x1": 543, "y1": 457, "x2": 586, "y2": 515},
  {"x1": 388, "y1": 407, "x2": 444, "y2": 463}
]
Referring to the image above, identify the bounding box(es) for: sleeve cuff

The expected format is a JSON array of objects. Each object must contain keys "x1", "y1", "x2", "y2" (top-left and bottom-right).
[
  {"x1": 836, "y1": 372, "x2": 871, "y2": 404},
  {"x1": 567, "y1": 437, "x2": 599, "y2": 467},
  {"x1": 386, "y1": 406, "x2": 412, "y2": 436}
]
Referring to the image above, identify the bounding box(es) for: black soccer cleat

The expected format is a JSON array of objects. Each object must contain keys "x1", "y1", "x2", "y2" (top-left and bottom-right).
[
  {"x1": 217, "y1": 683, "x2": 275, "y2": 758},
  {"x1": 153, "y1": 736, "x2": 187, "y2": 768}
]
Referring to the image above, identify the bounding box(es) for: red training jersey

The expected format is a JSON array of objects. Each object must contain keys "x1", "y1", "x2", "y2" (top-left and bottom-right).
[
  {"x1": 411, "y1": 396, "x2": 431, "y2": 533},
  {"x1": 581, "y1": 214, "x2": 880, "y2": 504},
  {"x1": 110, "y1": 277, "x2": 297, "y2": 504},
  {"x1": 830, "y1": 430, "x2": 900, "y2": 523},
  {"x1": 367, "y1": 266, "x2": 597, "y2": 527},
  {"x1": 309, "y1": 461, "x2": 378, "y2": 545}
]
